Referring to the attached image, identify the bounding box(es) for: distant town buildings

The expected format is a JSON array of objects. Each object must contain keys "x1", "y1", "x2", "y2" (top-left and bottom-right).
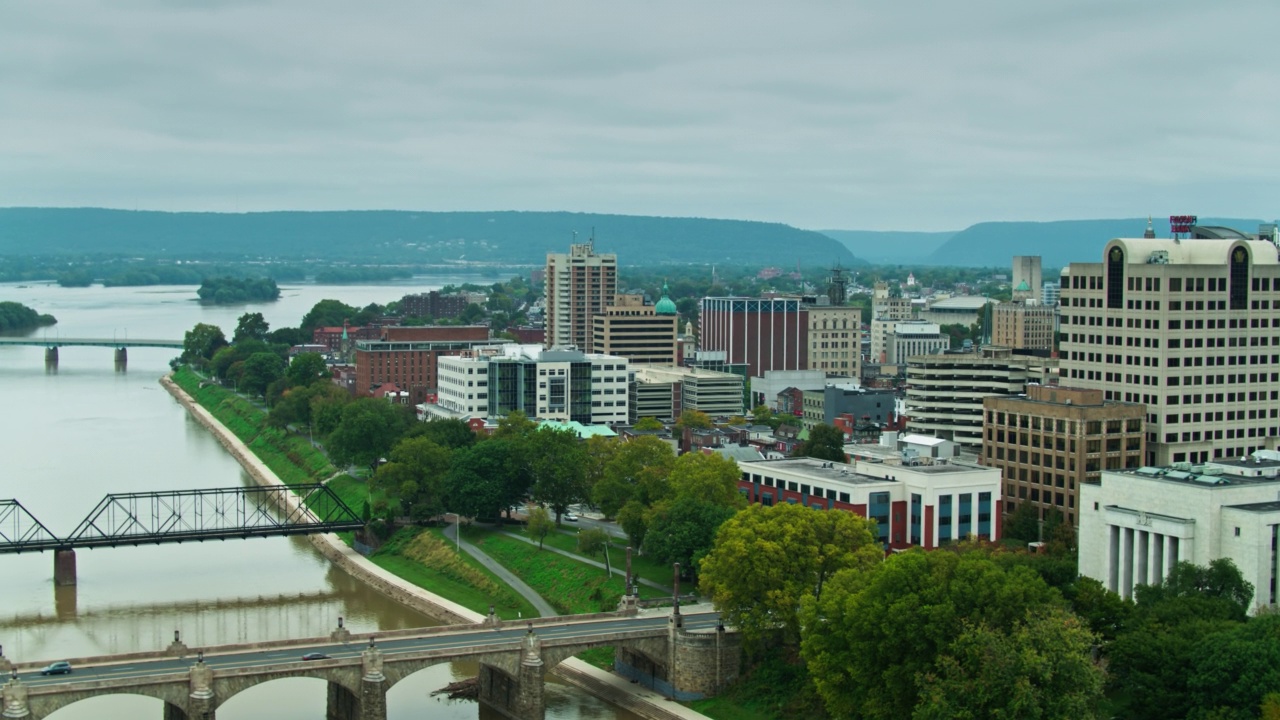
[
  {"x1": 589, "y1": 288, "x2": 679, "y2": 366},
  {"x1": 399, "y1": 290, "x2": 471, "y2": 320},
  {"x1": 885, "y1": 321, "x2": 949, "y2": 364},
  {"x1": 545, "y1": 241, "x2": 617, "y2": 350},
  {"x1": 353, "y1": 325, "x2": 491, "y2": 404}
]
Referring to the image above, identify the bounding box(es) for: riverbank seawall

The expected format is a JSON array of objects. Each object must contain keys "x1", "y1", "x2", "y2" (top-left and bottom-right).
[{"x1": 160, "y1": 374, "x2": 713, "y2": 720}]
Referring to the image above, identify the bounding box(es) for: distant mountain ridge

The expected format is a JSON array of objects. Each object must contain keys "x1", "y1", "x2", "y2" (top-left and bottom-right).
[
  {"x1": 927, "y1": 217, "x2": 1276, "y2": 268},
  {"x1": 818, "y1": 229, "x2": 957, "y2": 264},
  {"x1": 0, "y1": 208, "x2": 863, "y2": 267}
]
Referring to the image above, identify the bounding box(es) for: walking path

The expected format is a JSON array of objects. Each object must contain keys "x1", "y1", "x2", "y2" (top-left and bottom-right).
[
  {"x1": 498, "y1": 530, "x2": 676, "y2": 594},
  {"x1": 442, "y1": 521, "x2": 558, "y2": 618}
]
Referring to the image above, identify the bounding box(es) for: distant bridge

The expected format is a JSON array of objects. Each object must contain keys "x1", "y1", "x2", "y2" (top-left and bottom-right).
[
  {"x1": 0, "y1": 337, "x2": 183, "y2": 369},
  {"x1": 0, "y1": 338, "x2": 183, "y2": 349},
  {"x1": 0, "y1": 485, "x2": 363, "y2": 584}
]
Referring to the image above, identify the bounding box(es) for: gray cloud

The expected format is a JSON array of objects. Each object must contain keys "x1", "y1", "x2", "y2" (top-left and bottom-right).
[{"x1": 1, "y1": 0, "x2": 1277, "y2": 231}]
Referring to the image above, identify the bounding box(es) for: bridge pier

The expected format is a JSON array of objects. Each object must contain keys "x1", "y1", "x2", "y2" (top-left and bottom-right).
[
  {"x1": 44, "y1": 347, "x2": 57, "y2": 371},
  {"x1": 114, "y1": 347, "x2": 127, "y2": 372},
  {"x1": 186, "y1": 658, "x2": 216, "y2": 720},
  {"x1": 2, "y1": 674, "x2": 29, "y2": 718},
  {"x1": 53, "y1": 549, "x2": 76, "y2": 587},
  {"x1": 479, "y1": 627, "x2": 545, "y2": 720},
  {"x1": 326, "y1": 682, "x2": 359, "y2": 720}
]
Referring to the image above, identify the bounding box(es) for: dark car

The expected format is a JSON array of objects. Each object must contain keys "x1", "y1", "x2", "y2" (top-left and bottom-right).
[
  {"x1": 301, "y1": 652, "x2": 330, "y2": 661},
  {"x1": 41, "y1": 662, "x2": 72, "y2": 675}
]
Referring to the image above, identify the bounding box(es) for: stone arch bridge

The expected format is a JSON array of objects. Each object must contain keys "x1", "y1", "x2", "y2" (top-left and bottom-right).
[{"x1": 0, "y1": 607, "x2": 738, "y2": 720}]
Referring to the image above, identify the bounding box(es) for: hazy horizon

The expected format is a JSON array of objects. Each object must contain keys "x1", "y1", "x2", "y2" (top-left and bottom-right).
[{"x1": 5, "y1": 1, "x2": 1278, "y2": 232}]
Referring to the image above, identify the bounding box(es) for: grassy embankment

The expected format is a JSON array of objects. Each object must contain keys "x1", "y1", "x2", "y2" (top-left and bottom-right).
[
  {"x1": 531, "y1": 528, "x2": 677, "y2": 589},
  {"x1": 169, "y1": 367, "x2": 534, "y2": 619},
  {"x1": 462, "y1": 526, "x2": 663, "y2": 615}
]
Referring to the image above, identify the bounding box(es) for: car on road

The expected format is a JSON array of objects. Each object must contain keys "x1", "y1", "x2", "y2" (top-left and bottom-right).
[
  {"x1": 40, "y1": 662, "x2": 72, "y2": 675},
  {"x1": 301, "y1": 653, "x2": 330, "y2": 661},
  {"x1": 564, "y1": 512, "x2": 579, "y2": 522}
]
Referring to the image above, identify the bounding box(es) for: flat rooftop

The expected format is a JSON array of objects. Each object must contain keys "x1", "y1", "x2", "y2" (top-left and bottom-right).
[
  {"x1": 744, "y1": 457, "x2": 976, "y2": 486},
  {"x1": 1121, "y1": 466, "x2": 1280, "y2": 487}
]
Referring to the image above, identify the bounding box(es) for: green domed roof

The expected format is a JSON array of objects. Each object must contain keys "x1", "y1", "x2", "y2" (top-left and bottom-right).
[{"x1": 655, "y1": 283, "x2": 678, "y2": 315}]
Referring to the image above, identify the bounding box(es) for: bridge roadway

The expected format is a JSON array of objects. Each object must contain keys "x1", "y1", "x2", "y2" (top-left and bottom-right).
[
  {"x1": 0, "y1": 338, "x2": 182, "y2": 349},
  {"x1": 0, "y1": 608, "x2": 735, "y2": 720}
]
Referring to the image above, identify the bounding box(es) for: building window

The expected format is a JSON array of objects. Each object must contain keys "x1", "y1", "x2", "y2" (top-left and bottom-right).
[
  {"x1": 1230, "y1": 246, "x2": 1250, "y2": 310},
  {"x1": 1106, "y1": 246, "x2": 1125, "y2": 309}
]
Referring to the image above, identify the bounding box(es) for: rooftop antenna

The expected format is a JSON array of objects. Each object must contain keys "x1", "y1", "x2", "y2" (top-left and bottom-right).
[{"x1": 1144, "y1": 216, "x2": 1155, "y2": 239}]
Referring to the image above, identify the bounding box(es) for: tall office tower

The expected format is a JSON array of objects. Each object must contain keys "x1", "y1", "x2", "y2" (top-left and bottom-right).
[
  {"x1": 590, "y1": 288, "x2": 679, "y2": 366},
  {"x1": 698, "y1": 297, "x2": 808, "y2": 377},
  {"x1": 1013, "y1": 256, "x2": 1043, "y2": 301},
  {"x1": 545, "y1": 241, "x2": 617, "y2": 350},
  {"x1": 1059, "y1": 229, "x2": 1280, "y2": 466}
]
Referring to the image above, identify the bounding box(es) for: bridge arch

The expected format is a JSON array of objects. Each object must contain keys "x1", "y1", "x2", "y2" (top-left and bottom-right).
[
  {"x1": 208, "y1": 664, "x2": 363, "y2": 710},
  {"x1": 31, "y1": 685, "x2": 188, "y2": 720}
]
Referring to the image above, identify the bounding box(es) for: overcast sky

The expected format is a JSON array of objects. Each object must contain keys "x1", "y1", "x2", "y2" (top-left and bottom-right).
[{"x1": 3, "y1": 1, "x2": 1278, "y2": 231}]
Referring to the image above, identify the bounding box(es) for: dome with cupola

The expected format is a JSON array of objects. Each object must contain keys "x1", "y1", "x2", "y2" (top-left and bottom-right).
[{"x1": 654, "y1": 283, "x2": 678, "y2": 315}]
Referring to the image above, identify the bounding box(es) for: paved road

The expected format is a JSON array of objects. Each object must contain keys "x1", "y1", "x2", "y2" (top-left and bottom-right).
[
  {"x1": 443, "y1": 520, "x2": 558, "y2": 617},
  {"x1": 19, "y1": 612, "x2": 721, "y2": 690}
]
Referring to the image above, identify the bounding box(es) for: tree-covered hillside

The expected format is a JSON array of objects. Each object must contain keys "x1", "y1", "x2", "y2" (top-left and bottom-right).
[
  {"x1": 0, "y1": 208, "x2": 862, "y2": 267},
  {"x1": 928, "y1": 217, "x2": 1274, "y2": 267}
]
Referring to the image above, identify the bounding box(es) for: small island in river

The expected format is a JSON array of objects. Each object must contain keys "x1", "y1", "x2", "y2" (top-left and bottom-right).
[
  {"x1": 0, "y1": 301, "x2": 57, "y2": 332},
  {"x1": 196, "y1": 276, "x2": 281, "y2": 305}
]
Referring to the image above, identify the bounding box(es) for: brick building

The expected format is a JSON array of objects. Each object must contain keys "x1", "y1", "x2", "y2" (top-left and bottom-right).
[
  {"x1": 399, "y1": 290, "x2": 471, "y2": 320},
  {"x1": 353, "y1": 325, "x2": 491, "y2": 404},
  {"x1": 983, "y1": 384, "x2": 1145, "y2": 528}
]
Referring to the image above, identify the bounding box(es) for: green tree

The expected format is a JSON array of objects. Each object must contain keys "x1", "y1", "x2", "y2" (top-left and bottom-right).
[
  {"x1": 403, "y1": 418, "x2": 478, "y2": 451},
  {"x1": 528, "y1": 426, "x2": 588, "y2": 523},
  {"x1": 582, "y1": 435, "x2": 619, "y2": 507},
  {"x1": 1004, "y1": 501, "x2": 1041, "y2": 543},
  {"x1": 299, "y1": 299, "x2": 360, "y2": 334},
  {"x1": 751, "y1": 405, "x2": 774, "y2": 426},
  {"x1": 1186, "y1": 613, "x2": 1280, "y2": 718},
  {"x1": 668, "y1": 452, "x2": 746, "y2": 509},
  {"x1": 181, "y1": 323, "x2": 227, "y2": 365},
  {"x1": 913, "y1": 607, "x2": 1104, "y2": 720},
  {"x1": 240, "y1": 351, "x2": 286, "y2": 397},
  {"x1": 700, "y1": 503, "x2": 881, "y2": 645},
  {"x1": 616, "y1": 500, "x2": 649, "y2": 550},
  {"x1": 577, "y1": 526, "x2": 613, "y2": 576},
  {"x1": 459, "y1": 303, "x2": 486, "y2": 324},
  {"x1": 642, "y1": 499, "x2": 735, "y2": 579},
  {"x1": 1138, "y1": 558, "x2": 1255, "y2": 620},
  {"x1": 633, "y1": 416, "x2": 664, "y2": 431},
  {"x1": 233, "y1": 312, "x2": 270, "y2": 344},
  {"x1": 372, "y1": 436, "x2": 451, "y2": 521},
  {"x1": 675, "y1": 409, "x2": 713, "y2": 431},
  {"x1": 326, "y1": 398, "x2": 413, "y2": 471},
  {"x1": 286, "y1": 352, "x2": 330, "y2": 388},
  {"x1": 445, "y1": 439, "x2": 520, "y2": 520},
  {"x1": 800, "y1": 547, "x2": 1063, "y2": 720},
  {"x1": 794, "y1": 423, "x2": 847, "y2": 463},
  {"x1": 593, "y1": 435, "x2": 676, "y2": 517},
  {"x1": 526, "y1": 506, "x2": 554, "y2": 549}
]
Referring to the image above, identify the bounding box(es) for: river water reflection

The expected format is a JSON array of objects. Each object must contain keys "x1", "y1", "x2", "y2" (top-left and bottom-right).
[{"x1": 0, "y1": 280, "x2": 639, "y2": 720}]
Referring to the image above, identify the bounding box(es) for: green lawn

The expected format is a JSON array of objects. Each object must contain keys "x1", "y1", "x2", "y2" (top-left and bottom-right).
[
  {"x1": 687, "y1": 697, "x2": 780, "y2": 720},
  {"x1": 463, "y1": 526, "x2": 662, "y2": 614},
  {"x1": 526, "y1": 528, "x2": 676, "y2": 591},
  {"x1": 371, "y1": 528, "x2": 539, "y2": 620}
]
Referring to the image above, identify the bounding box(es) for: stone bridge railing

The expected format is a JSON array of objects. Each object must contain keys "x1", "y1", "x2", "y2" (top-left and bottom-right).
[{"x1": 1, "y1": 611, "x2": 740, "y2": 720}]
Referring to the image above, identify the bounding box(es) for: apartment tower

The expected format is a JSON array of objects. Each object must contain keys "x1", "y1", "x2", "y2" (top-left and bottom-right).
[{"x1": 545, "y1": 241, "x2": 618, "y2": 350}]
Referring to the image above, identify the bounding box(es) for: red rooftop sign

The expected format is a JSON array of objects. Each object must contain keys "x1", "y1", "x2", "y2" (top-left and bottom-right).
[{"x1": 1170, "y1": 215, "x2": 1198, "y2": 234}]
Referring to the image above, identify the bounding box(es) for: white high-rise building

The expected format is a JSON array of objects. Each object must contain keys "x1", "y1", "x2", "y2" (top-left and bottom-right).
[
  {"x1": 545, "y1": 242, "x2": 617, "y2": 351},
  {"x1": 1059, "y1": 230, "x2": 1280, "y2": 466}
]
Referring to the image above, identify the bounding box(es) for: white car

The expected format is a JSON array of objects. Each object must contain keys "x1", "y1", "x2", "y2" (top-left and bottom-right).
[{"x1": 564, "y1": 512, "x2": 579, "y2": 522}]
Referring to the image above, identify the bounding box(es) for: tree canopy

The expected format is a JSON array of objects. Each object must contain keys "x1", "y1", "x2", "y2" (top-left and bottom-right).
[
  {"x1": 794, "y1": 423, "x2": 847, "y2": 463},
  {"x1": 700, "y1": 503, "x2": 880, "y2": 645}
]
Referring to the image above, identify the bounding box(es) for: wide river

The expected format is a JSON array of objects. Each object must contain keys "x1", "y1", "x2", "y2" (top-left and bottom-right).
[{"x1": 0, "y1": 279, "x2": 639, "y2": 720}]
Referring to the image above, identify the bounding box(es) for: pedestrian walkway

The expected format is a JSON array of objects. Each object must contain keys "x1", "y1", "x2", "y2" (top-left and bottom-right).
[
  {"x1": 442, "y1": 520, "x2": 558, "y2": 617},
  {"x1": 498, "y1": 530, "x2": 676, "y2": 594}
]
